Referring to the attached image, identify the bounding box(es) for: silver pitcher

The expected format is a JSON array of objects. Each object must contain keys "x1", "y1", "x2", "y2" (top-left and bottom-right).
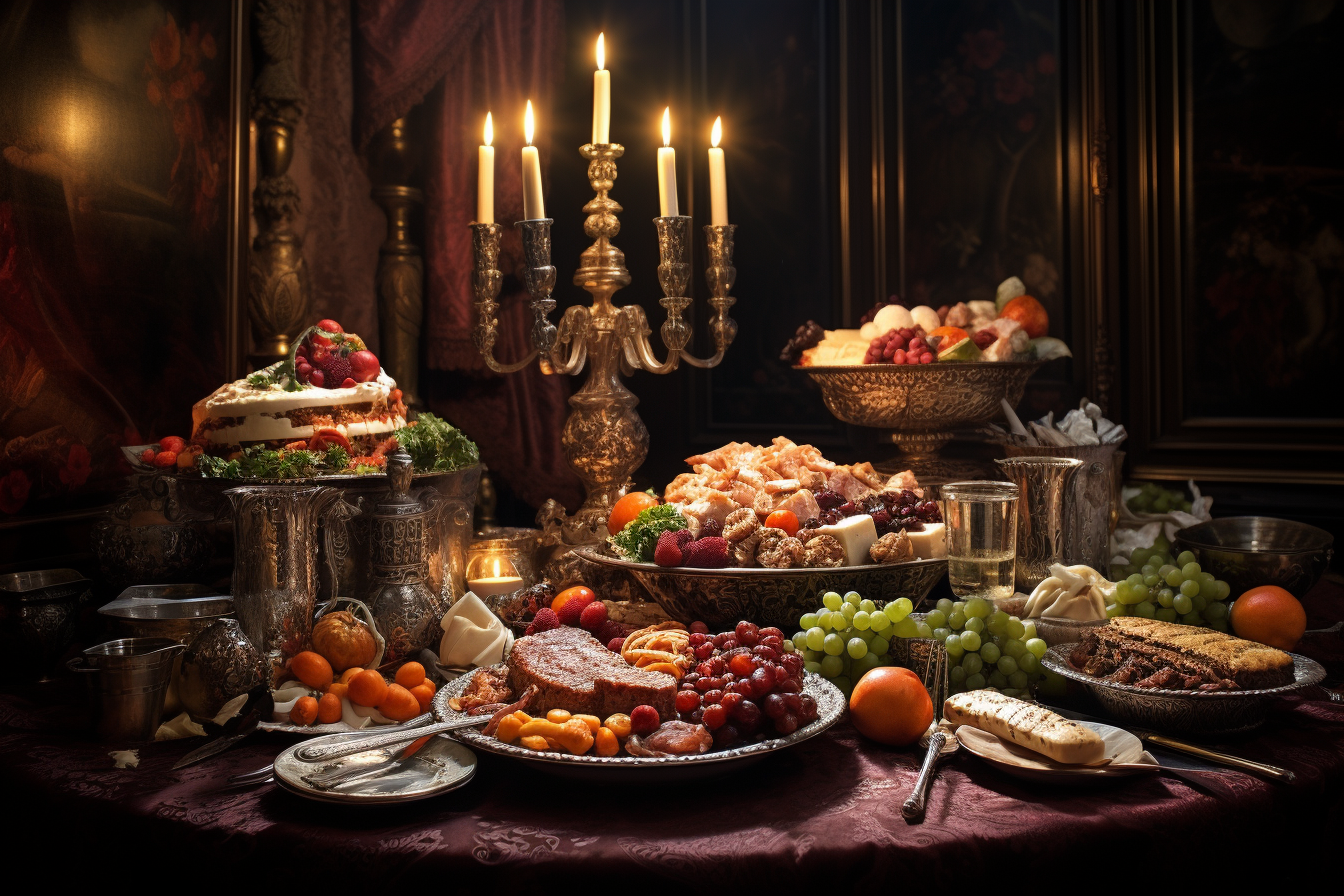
[
  {"x1": 176, "y1": 618, "x2": 268, "y2": 720},
  {"x1": 225, "y1": 485, "x2": 357, "y2": 685},
  {"x1": 366, "y1": 450, "x2": 445, "y2": 664},
  {"x1": 1001, "y1": 443, "x2": 1122, "y2": 571},
  {"x1": 994, "y1": 457, "x2": 1083, "y2": 592}
]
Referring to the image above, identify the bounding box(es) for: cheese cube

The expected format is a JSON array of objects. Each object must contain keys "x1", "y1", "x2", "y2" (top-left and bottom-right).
[
  {"x1": 816, "y1": 514, "x2": 879, "y2": 566},
  {"x1": 907, "y1": 522, "x2": 947, "y2": 559}
]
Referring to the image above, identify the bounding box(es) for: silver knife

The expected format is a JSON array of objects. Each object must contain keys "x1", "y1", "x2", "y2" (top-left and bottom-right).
[{"x1": 173, "y1": 688, "x2": 272, "y2": 770}]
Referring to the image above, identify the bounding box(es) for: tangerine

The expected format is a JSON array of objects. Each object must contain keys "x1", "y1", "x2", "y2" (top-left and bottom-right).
[
  {"x1": 552, "y1": 585, "x2": 596, "y2": 614},
  {"x1": 326, "y1": 682, "x2": 349, "y2": 700},
  {"x1": 289, "y1": 651, "x2": 333, "y2": 690},
  {"x1": 848, "y1": 666, "x2": 933, "y2": 747},
  {"x1": 290, "y1": 695, "x2": 319, "y2": 726},
  {"x1": 1229, "y1": 585, "x2": 1307, "y2": 651},
  {"x1": 998, "y1": 295, "x2": 1049, "y2": 338},
  {"x1": 927, "y1": 325, "x2": 970, "y2": 347},
  {"x1": 378, "y1": 683, "x2": 422, "y2": 722},
  {"x1": 607, "y1": 491, "x2": 660, "y2": 536},
  {"x1": 338, "y1": 667, "x2": 364, "y2": 685},
  {"x1": 347, "y1": 669, "x2": 389, "y2": 707},
  {"x1": 764, "y1": 509, "x2": 800, "y2": 536},
  {"x1": 409, "y1": 681, "x2": 436, "y2": 713},
  {"x1": 317, "y1": 692, "x2": 343, "y2": 724},
  {"x1": 395, "y1": 661, "x2": 426, "y2": 689}
]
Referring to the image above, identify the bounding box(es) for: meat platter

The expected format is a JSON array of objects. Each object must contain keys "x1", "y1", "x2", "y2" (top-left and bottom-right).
[
  {"x1": 434, "y1": 666, "x2": 845, "y2": 781},
  {"x1": 1040, "y1": 643, "x2": 1324, "y2": 735}
]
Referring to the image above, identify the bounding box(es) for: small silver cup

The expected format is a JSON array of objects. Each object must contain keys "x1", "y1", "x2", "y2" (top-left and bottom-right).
[{"x1": 994, "y1": 457, "x2": 1084, "y2": 592}]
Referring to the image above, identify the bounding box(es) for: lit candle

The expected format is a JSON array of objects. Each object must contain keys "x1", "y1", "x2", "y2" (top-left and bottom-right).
[
  {"x1": 467, "y1": 557, "x2": 524, "y2": 598},
  {"x1": 521, "y1": 100, "x2": 545, "y2": 220},
  {"x1": 477, "y1": 112, "x2": 494, "y2": 224},
  {"x1": 592, "y1": 33, "x2": 610, "y2": 144},
  {"x1": 657, "y1": 107, "x2": 678, "y2": 217},
  {"x1": 708, "y1": 116, "x2": 728, "y2": 226}
]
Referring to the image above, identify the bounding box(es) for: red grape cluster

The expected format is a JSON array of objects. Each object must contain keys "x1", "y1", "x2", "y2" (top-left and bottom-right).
[
  {"x1": 807, "y1": 488, "x2": 943, "y2": 534},
  {"x1": 863, "y1": 327, "x2": 934, "y2": 365},
  {"x1": 675, "y1": 621, "x2": 818, "y2": 749}
]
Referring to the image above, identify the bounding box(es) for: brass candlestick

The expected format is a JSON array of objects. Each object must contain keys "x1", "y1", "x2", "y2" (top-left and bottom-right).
[{"x1": 471, "y1": 141, "x2": 737, "y2": 557}]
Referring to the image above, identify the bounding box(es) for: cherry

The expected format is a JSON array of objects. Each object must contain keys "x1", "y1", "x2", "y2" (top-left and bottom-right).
[
  {"x1": 702, "y1": 705, "x2": 727, "y2": 730},
  {"x1": 694, "y1": 642, "x2": 715, "y2": 660},
  {"x1": 675, "y1": 691, "x2": 701, "y2": 713},
  {"x1": 702, "y1": 689, "x2": 724, "y2": 707},
  {"x1": 309, "y1": 369, "x2": 325, "y2": 387},
  {"x1": 763, "y1": 693, "x2": 787, "y2": 720},
  {"x1": 720, "y1": 692, "x2": 744, "y2": 712}
]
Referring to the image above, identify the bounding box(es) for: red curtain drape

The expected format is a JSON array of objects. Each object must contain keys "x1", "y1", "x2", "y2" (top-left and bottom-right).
[{"x1": 353, "y1": 0, "x2": 582, "y2": 512}]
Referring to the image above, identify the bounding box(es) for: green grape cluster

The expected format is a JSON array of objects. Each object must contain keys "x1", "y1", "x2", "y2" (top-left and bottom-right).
[
  {"x1": 795, "y1": 590, "x2": 1067, "y2": 700},
  {"x1": 1125, "y1": 481, "x2": 1193, "y2": 515},
  {"x1": 1107, "y1": 539, "x2": 1232, "y2": 629}
]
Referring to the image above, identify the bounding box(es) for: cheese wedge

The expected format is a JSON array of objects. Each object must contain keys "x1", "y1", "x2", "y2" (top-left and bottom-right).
[
  {"x1": 816, "y1": 514, "x2": 879, "y2": 566},
  {"x1": 943, "y1": 689, "x2": 1106, "y2": 765},
  {"x1": 906, "y1": 522, "x2": 947, "y2": 559}
]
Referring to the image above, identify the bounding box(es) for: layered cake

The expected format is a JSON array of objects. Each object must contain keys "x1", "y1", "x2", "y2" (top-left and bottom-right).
[{"x1": 191, "y1": 319, "x2": 407, "y2": 454}]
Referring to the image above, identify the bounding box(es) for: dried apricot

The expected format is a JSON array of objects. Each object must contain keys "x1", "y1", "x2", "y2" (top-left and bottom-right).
[
  {"x1": 602, "y1": 713, "x2": 632, "y2": 739},
  {"x1": 572, "y1": 714, "x2": 602, "y2": 734},
  {"x1": 394, "y1": 661, "x2": 425, "y2": 689},
  {"x1": 378, "y1": 683, "x2": 421, "y2": 722},
  {"x1": 409, "y1": 681, "x2": 436, "y2": 713},
  {"x1": 594, "y1": 726, "x2": 619, "y2": 756},
  {"x1": 289, "y1": 651, "x2": 333, "y2": 690},
  {"x1": 290, "y1": 695, "x2": 318, "y2": 726},
  {"x1": 546, "y1": 708, "x2": 572, "y2": 724},
  {"x1": 317, "y1": 692, "x2": 342, "y2": 724},
  {"x1": 347, "y1": 669, "x2": 388, "y2": 707}
]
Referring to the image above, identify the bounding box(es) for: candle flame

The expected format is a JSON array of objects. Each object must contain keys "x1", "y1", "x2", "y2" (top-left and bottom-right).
[
  {"x1": 524, "y1": 100, "x2": 535, "y2": 145},
  {"x1": 493, "y1": 557, "x2": 501, "y2": 578},
  {"x1": 483, "y1": 111, "x2": 493, "y2": 147},
  {"x1": 596, "y1": 32, "x2": 605, "y2": 70},
  {"x1": 711, "y1": 116, "x2": 722, "y2": 148},
  {"x1": 661, "y1": 107, "x2": 671, "y2": 147}
]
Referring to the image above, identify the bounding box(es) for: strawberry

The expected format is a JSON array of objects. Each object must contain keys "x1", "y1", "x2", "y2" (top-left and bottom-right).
[
  {"x1": 159, "y1": 436, "x2": 186, "y2": 453},
  {"x1": 683, "y1": 536, "x2": 730, "y2": 568},
  {"x1": 316, "y1": 319, "x2": 344, "y2": 334},
  {"x1": 653, "y1": 530, "x2": 686, "y2": 567},
  {"x1": 152, "y1": 450, "x2": 178, "y2": 468},
  {"x1": 579, "y1": 601, "x2": 608, "y2": 633},
  {"x1": 320, "y1": 354, "x2": 352, "y2": 388},
  {"x1": 673, "y1": 529, "x2": 694, "y2": 549},
  {"x1": 340, "y1": 377, "x2": 356, "y2": 389},
  {"x1": 309, "y1": 369, "x2": 326, "y2": 388},
  {"x1": 557, "y1": 593, "x2": 596, "y2": 627},
  {"x1": 140, "y1": 448, "x2": 156, "y2": 464},
  {"x1": 348, "y1": 350, "x2": 381, "y2": 383},
  {"x1": 531, "y1": 608, "x2": 561, "y2": 633},
  {"x1": 596, "y1": 620, "x2": 632, "y2": 645}
]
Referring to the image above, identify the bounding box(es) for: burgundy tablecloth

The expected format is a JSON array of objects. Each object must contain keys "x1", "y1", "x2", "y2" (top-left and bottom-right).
[{"x1": 6, "y1": 580, "x2": 1343, "y2": 884}]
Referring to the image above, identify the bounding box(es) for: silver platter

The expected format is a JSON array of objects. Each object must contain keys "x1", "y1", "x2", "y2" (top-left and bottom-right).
[
  {"x1": 1041, "y1": 643, "x2": 1325, "y2": 735},
  {"x1": 272, "y1": 733, "x2": 476, "y2": 804},
  {"x1": 575, "y1": 545, "x2": 945, "y2": 631},
  {"x1": 435, "y1": 667, "x2": 846, "y2": 781}
]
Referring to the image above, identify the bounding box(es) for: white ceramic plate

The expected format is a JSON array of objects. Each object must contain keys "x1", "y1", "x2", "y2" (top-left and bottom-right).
[
  {"x1": 273, "y1": 734, "x2": 476, "y2": 804},
  {"x1": 956, "y1": 720, "x2": 1160, "y2": 782}
]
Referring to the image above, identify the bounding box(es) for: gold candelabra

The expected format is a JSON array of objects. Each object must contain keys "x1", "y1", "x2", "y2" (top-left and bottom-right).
[{"x1": 470, "y1": 142, "x2": 737, "y2": 554}]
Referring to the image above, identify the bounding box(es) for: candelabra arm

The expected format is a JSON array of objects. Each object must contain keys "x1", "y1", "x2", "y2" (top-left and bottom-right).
[
  {"x1": 548, "y1": 306, "x2": 591, "y2": 376},
  {"x1": 471, "y1": 222, "x2": 540, "y2": 374},
  {"x1": 679, "y1": 224, "x2": 738, "y2": 369},
  {"x1": 618, "y1": 304, "x2": 680, "y2": 374}
]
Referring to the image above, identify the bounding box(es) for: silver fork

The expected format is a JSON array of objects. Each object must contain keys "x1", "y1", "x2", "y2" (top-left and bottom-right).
[{"x1": 226, "y1": 712, "x2": 434, "y2": 786}]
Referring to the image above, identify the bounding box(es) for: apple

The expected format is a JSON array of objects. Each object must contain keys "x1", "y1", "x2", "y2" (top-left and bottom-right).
[{"x1": 348, "y1": 350, "x2": 381, "y2": 383}]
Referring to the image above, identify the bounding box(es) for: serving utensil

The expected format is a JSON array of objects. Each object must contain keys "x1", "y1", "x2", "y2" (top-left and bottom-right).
[
  {"x1": 173, "y1": 686, "x2": 273, "y2": 769},
  {"x1": 295, "y1": 714, "x2": 489, "y2": 763},
  {"x1": 903, "y1": 720, "x2": 959, "y2": 821},
  {"x1": 226, "y1": 711, "x2": 434, "y2": 786},
  {"x1": 300, "y1": 737, "x2": 428, "y2": 791}
]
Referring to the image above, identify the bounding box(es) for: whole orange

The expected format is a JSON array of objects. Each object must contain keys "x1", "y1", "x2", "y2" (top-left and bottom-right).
[
  {"x1": 290, "y1": 695, "x2": 319, "y2": 726},
  {"x1": 289, "y1": 651, "x2": 333, "y2": 690},
  {"x1": 347, "y1": 669, "x2": 389, "y2": 708},
  {"x1": 1229, "y1": 585, "x2": 1307, "y2": 651},
  {"x1": 317, "y1": 692, "x2": 343, "y2": 724},
  {"x1": 378, "y1": 684, "x2": 423, "y2": 722},
  {"x1": 607, "y1": 491, "x2": 660, "y2": 536},
  {"x1": 998, "y1": 295, "x2": 1050, "y2": 339},
  {"x1": 848, "y1": 666, "x2": 933, "y2": 747},
  {"x1": 552, "y1": 585, "x2": 596, "y2": 614}
]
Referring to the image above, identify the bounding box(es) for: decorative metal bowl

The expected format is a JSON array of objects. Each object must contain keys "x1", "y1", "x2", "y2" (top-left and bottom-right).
[
  {"x1": 574, "y1": 546, "x2": 946, "y2": 631},
  {"x1": 798, "y1": 361, "x2": 1043, "y2": 480},
  {"x1": 1041, "y1": 643, "x2": 1325, "y2": 735},
  {"x1": 1174, "y1": 516, "x2": 1334, "y2": 599},
  {"x1": 98, "y1": 594, "x2": 234, "y2": 646},
  {"x1": 89, "y1": 521, "x2": 213, "y2": 588},
  {"x1": 0, "y1": 569, "x2": 93, "y2": 680}
]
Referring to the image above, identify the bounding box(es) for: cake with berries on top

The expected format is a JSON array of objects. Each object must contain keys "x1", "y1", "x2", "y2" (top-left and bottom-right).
[{"x1": 191, "y1": 320, "x2": 408, "y2": 454}]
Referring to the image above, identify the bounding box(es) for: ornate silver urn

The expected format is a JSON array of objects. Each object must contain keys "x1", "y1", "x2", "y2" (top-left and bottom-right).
[{"x1": 366, "y1": 449, "x2": 443, "y2": 663}]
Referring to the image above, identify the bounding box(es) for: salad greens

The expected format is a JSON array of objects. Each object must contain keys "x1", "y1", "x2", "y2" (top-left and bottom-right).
[
  {"x1": 394, "y1": 413, "x2": 480, "y2": 473},
  {"x1": 609, "y1": 503, "x2": 687, "y2": 562}
]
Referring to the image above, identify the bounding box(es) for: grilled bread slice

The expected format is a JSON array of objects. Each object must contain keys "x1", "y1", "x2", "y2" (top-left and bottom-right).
[
  {"x1": 943, "y1": 690, "x2": 1106, "y2": 765},
  {"x1": 1104, "y1": 618, "x2": 1293, "y2": 689}
]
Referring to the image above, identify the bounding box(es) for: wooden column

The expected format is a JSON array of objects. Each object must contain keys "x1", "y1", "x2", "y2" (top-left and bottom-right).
[{"x1": 370, "y1": 118, "x2": 425, "y2": 411}]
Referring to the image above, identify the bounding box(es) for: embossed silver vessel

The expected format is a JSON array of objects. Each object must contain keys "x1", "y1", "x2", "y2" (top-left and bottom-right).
[
  {"x1": 366, "y1": 450, "x2": 443, "y2": 664},
  {"x1": 1001, "y1": 443, "x2": 1122, "y2": 570},
  {"x1": 226, "y1": 484, "x2": 357, "y2": 684},
  {"x1": 177, "y1": 617, "x2": 268, "y2": 720},
  {"x1": 994, "y1": 456, "x2": 1083, "y2": 591}
]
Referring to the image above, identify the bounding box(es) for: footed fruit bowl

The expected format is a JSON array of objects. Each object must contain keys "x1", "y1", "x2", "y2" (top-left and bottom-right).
[
  {"x1": 574, "y1": 546, "x2": 945, "y2": 631},
  {"x1": 798, "y1": 361, "x2": 1043, "y2": 481}
]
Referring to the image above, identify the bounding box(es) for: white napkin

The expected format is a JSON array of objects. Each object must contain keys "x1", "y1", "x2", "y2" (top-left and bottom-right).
[
  {"x1": 439, "y1": 592, "x2": 514, "y2": 668},
  {"x1": 154, "y1": 712, "x2": 207, "y2": 741}
]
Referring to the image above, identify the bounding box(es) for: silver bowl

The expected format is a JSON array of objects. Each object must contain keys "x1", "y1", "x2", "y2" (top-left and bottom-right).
[
  {"x1": 90, "y1": 521, "x2": 214, "y2": 588},
  {"x1": 98, "y1": 594, "x2": 234, "y2": 645},
  {"x1": 574, "y1": 546, "x2": 946, "y2": 631},
  {"x1": 798, "y1": 361, "x2": 1043, "y2": 479},
  {"x1": 1041, "y1": 642, "x2": 1325, "y2": 735},
  {"x1": 1173, "y1": 516, "x2": 1334, "y2": 598},
  {"x1": 0, "y1": 569, "x2": 93, "y2": 679}
]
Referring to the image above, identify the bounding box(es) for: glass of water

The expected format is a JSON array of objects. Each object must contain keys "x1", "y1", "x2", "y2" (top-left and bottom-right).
[{"x1": 940, "y1": 481, "x2": 1019, "y2": 600}]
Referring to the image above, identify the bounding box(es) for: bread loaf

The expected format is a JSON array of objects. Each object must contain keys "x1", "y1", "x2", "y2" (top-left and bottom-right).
[{"x1": 943, "y1": 690, "x2": 1106, "y2": 765}]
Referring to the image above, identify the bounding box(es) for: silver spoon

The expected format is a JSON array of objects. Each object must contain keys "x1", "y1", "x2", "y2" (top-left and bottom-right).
[{"x1": 902, "y1": 720, "x2": 960, "y2": 822}]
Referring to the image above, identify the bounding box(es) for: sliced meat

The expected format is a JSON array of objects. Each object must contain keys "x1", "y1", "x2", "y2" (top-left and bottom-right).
[{"x1": 507, "y1": 627, "x2": 677, "y2": 719}]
